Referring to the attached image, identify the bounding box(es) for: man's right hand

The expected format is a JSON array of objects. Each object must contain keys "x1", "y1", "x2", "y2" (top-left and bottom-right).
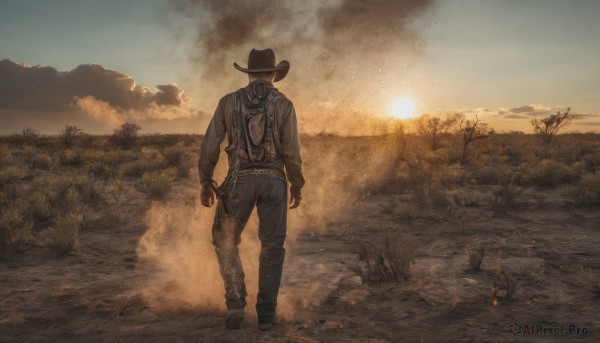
[
  {"x1": 201, "y1": 184, "x2": 215, "y2": 208},
  {"x1": 289, "y1": 185, "x2": 301, "y2": 209}
]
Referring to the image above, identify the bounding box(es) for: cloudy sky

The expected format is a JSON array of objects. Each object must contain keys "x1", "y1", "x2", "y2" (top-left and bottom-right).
[{"x1": 1, "y1": 0, "x2": 599, "y2": 134}]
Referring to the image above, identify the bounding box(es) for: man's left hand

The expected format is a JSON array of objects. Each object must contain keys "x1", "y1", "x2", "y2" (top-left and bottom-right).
[{"x1": 201, "y1": 184, "x2": 215, "y2": 207}]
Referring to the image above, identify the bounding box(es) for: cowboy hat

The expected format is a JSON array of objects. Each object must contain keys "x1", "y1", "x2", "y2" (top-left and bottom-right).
[{"x1": 234, "y1": 48, "x2": 289, "y2": 82}]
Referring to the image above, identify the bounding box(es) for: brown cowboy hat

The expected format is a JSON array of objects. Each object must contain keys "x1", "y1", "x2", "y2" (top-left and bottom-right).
[{"x1": 234, "y1": 48, "x2": 289, "y2": 82}]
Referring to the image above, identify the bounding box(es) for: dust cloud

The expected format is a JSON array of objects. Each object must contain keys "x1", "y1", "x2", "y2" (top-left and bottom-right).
[
  {"x1": 135, "y1": 135, "x2": 403, "y2": 319},
  {"x1": 135, "y1": 0, "x2": 433, "y2": 319},
  {"x1": 167, "y1": 0, "x2": 434, "y2": 134}
]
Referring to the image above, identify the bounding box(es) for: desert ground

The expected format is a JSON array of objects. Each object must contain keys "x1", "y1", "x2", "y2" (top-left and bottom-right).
[{"x1": 1, "y1": 127, "x2": 599, "y2": 342}]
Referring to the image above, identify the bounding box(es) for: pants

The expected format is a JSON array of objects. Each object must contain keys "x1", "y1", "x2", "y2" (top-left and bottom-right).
[{"x1": 212, "y1": 174, "x2": 288, "y2": 323}]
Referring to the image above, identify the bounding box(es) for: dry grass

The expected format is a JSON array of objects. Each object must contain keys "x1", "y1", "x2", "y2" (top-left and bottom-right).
[
  {"x1": 47, "y1": 212, "x2": 82, "y2": 256},
  {"x1": 465, "y1": 237, "x2": 484, "y2": 271},
  {"x1": 0, "y1": 199, "x2": 33, "y2": 256},
  {"x1": 139, "y1": 170, "x2": 174, "y2": 200},
  {"x1": 353, "y1": 233, "x2": 418, "y2": 284}
]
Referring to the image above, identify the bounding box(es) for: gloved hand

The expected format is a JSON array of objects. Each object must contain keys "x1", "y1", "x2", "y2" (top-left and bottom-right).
[
  {"x1": 289, "y1": 185, "x2": 301, "y2": 209},
  {"x1": 201, "y1": 183, "x2": 215, "y2": 207}
]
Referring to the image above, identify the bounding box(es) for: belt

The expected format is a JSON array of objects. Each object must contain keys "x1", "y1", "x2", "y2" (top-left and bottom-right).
[{"x1": 237, "y1": 167, "x2": 285, "y2": 179}]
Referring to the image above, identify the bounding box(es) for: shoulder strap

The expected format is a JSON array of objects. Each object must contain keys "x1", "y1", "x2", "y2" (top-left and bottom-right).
[{"x1": 267, "y1": 90, "x2": 284, "y2": 157}]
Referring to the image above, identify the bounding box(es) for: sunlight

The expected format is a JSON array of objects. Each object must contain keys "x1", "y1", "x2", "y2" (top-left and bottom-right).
[{"x1": 389, "y1": 97, "x2": 416, "y2": 119}]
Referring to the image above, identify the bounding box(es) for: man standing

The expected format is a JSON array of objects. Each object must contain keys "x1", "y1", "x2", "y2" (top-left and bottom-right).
[{"x1": 198, "y1": 48, "x2": 304, "y2": 330}]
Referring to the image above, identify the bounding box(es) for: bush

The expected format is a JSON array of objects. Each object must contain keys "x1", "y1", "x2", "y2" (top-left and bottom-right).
[
  {"x1": 465, "y1": 238, "x2": 484, "y2": 271},
  {"x1": 568, "y1": 173, "x2": 600, "y2": 207},
  {"x1": 47, "y1": 212, "x2": 82, "y2": 255},
  {"x1": 353, "y1": 233, "x2": 418, "y2": 284},
  {"x1": 27, "y1": 151, "x2": 56, "y2": 170},
  {"x1": 0, "y1": 166, "x2": 25, "y2": 186},
  {"x1": 139, "y1": 171, "x2": 174, "y2": 199},
  {"x1": 527, "y1": 159, "x2": 575, "y2": 187},
  {"x1": 111, "y1": 123, "x2": 141, "y2": 149},
  {"x1": 0, "y1": 199, "x2": 33, "y2": 255},
  {"x1": 0, "y1": 143, "x2": 11, "y2": 166},
  {"x1": 58, "y1": 149, "x2": 83, "y2": 166}
]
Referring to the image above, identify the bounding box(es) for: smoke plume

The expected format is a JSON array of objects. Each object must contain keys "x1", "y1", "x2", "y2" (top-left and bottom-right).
[{"x1": 169, "y1": 0, "x2": 434, "y2": 133}]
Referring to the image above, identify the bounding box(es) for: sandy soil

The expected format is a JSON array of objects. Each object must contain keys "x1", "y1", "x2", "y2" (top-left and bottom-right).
[{"x1": 1, "y1": 180, "x2": 599, "y2": 343}]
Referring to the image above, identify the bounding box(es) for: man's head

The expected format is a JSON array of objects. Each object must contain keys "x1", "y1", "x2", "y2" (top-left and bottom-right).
[
  {"x1": 234, "y1": 49, "x2": 289, "y2": 82},
  {"x1": 248, "y1": 71, "x2": 276, "y2": 83}
]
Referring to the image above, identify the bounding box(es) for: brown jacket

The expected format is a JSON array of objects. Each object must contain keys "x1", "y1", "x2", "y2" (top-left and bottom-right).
[{"x1": 198, "y1": 84, "x2": 304, "y2": 193}]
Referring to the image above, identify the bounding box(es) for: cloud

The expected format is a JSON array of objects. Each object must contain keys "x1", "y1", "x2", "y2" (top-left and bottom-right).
[
  {"x1": 0, "y1": 59, "x2": 187, "y2": 112},
  {"x1": 0, "y1": 59, "x2": 206, "y2": 132}
]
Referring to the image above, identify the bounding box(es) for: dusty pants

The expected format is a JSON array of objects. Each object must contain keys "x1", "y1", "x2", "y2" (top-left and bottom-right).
[{"x1": 212, "y1": 174, "x2": 287, "y2": 323}]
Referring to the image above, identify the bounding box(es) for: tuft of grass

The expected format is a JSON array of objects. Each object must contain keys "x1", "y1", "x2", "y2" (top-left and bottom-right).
[
  {"x1": 353, "y1": 233, "x2": 418, "y2": 284},
  {"x1": 47, "y1": 212, "x2": 82, "y2": 256},
  {"x1": 0, "y1": 166, "x2": 26, "y2": 186},
  {"x1": 465, "y1": 237, "x2": 484, "y2": 271},
  {"x1": 493, "y1": 270, "x2": 517, "y2": 301},
  {"x1": 0, "y1": 199, "x2": 33, "y2": 256},
  {"x1": 105, "y1": 178, "x2": 127, "y2": 225},
  {"x1": 139, "y1": 170, "x2": 174, "y2": 200},
  {"x1": 493, "y1": 170, "x2": 524, "y2": 209}
]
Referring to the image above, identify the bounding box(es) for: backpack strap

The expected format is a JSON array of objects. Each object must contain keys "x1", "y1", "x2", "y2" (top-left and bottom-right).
[{"x1": 267, "y1": 91, "x2": 284, "y2": 158}]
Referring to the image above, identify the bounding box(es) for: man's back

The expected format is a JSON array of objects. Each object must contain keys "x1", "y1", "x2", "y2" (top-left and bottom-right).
[{"x1": 197, "y1": 48, "x2": 304, "y2": 330}]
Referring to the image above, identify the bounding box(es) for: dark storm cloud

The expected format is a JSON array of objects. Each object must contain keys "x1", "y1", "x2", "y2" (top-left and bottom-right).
[{"x1": 0, "y1": 59, "x2": 186, "y2": 112}]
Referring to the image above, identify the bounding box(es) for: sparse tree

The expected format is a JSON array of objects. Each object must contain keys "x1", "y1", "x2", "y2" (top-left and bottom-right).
[
  {"x1": 530, "y1": 108, "x2": 573, "y2": 149},
  {"x1": 60, "y1": 123, "x2": 82, "y2": 147},
  {"x1": 111, "y1": 123, "x2": 141, "y2": 149},
  {"x1": 458, "y1": 115, "x2": 494, "y2": 165},
  {"x1": 416, "y1": 113, "x2": 460, "y2": 150}
]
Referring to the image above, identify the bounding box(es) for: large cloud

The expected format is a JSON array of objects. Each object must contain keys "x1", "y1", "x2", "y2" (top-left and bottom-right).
[
  {"x1": 0, "y1": 59, "x2": 207, "y2": 133},
  {"x1": 0, "y1": 59, "x2": 186, "y2": 112}
]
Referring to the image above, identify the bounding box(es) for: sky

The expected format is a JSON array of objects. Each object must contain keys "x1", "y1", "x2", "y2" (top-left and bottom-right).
[{"x1": 1, "y1": 0, "x2": 599, "y2": 134}]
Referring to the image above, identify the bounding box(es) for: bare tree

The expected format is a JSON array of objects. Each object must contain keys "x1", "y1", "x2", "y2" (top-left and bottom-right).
[
  {"x1": 111, "y1": 123, "x2": 141, "y2": 149},
  {"x1": 21, "y1": 127, "x2": 41, "y2": 146},
  {"x1": 60, "y1": 123, "x2": 83, "y2": 147},
  {"x1": 531, "y1": 108, "x2": 573, "y2": 149},
  {"x1": 416, "y1": 113, "x2": 460, "y2": 150},
  {"x1": 459, "y1": 116, "x2": 494, "y2": 165}
]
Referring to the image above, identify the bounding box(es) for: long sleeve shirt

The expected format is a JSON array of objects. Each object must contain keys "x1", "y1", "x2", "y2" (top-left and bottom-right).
[{"x1": 198, "y1": 87, "x2": 304, "y2": 193}]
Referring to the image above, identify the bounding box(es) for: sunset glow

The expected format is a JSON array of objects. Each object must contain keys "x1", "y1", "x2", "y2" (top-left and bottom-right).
[{"x1": 390, "y1": 98, "x2": 416, "y2": 119}]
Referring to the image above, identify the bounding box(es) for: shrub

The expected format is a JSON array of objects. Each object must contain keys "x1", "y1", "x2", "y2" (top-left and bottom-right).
[
  {"x1": 84, "y1": 161, "x2": 112, "y2": 179},
  {"x1": 465, "y1": 238, "x2": 484, "y2": 271},
  {"x1": 21, "y1": 127, "x2": 41, "y2": 146},
  {"x1": 27, "y1": 151, "x2": 56, "y2": 170},
  {"x1": 139, "y1": 171, "x2": 174, "y2": 199},
  {"x1": 0, "y1": 143, "x2": 11, "y2": 166},
  {"x1": 163, "y1": 146, "x2": 188, "y2": 167},
  {"x1": 568, "y1": 173, "x2": 600, "y2": 207},
  {"x1": 60, "y1": 123, "x2": 83, "y2": 147},
  {"x1": 47, "y1": 212, "x2": 82, "y2": 255},
  {"x1": 29, "y1": 191, "x2": 51, "y2": 227},
  {"x1": 493, "y1": 270, "x2": 517, "y2": 301},
  {"x1": 0, "y1": 166, "x2": 25, "y2": 186},
  {"x1": 353, "y1": 233, "x2": 418, "y2": 284},
  {"x1": 527, "y1": 159, "x2": 575, "y2": 187},
  {"x1": 472, "y1": 166, "x2": 500, "y2": 185},
  {"x1": 493, "y1": 170, "x2": 525, "y2": 209},
  {"x1": 58, "y1": 149, "x2": 83, "y2": 166},
  {"x1": 0, "y1": 199, "x2": 33, "y2": 255},
  {"x1": 111, "y1": 123, "x2": 141, "y2": 149},
  {"x1": 105, "y1": 178, "x2": 126, "y2": 225}
]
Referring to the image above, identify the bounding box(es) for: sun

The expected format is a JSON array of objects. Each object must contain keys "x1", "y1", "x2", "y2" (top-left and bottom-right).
[{"x1": 389, "y1": 97, "x2": 416, "y2": 119}]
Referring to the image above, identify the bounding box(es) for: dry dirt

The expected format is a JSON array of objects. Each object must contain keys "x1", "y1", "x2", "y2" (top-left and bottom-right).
[{"x1": 1, "y1": 182, "x2": 599, "y2": 342}]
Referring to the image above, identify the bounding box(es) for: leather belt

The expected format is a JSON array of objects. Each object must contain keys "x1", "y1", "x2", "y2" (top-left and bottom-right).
[{"x1": 237, "y1": 167, "x2": 285, "y2": 179}]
